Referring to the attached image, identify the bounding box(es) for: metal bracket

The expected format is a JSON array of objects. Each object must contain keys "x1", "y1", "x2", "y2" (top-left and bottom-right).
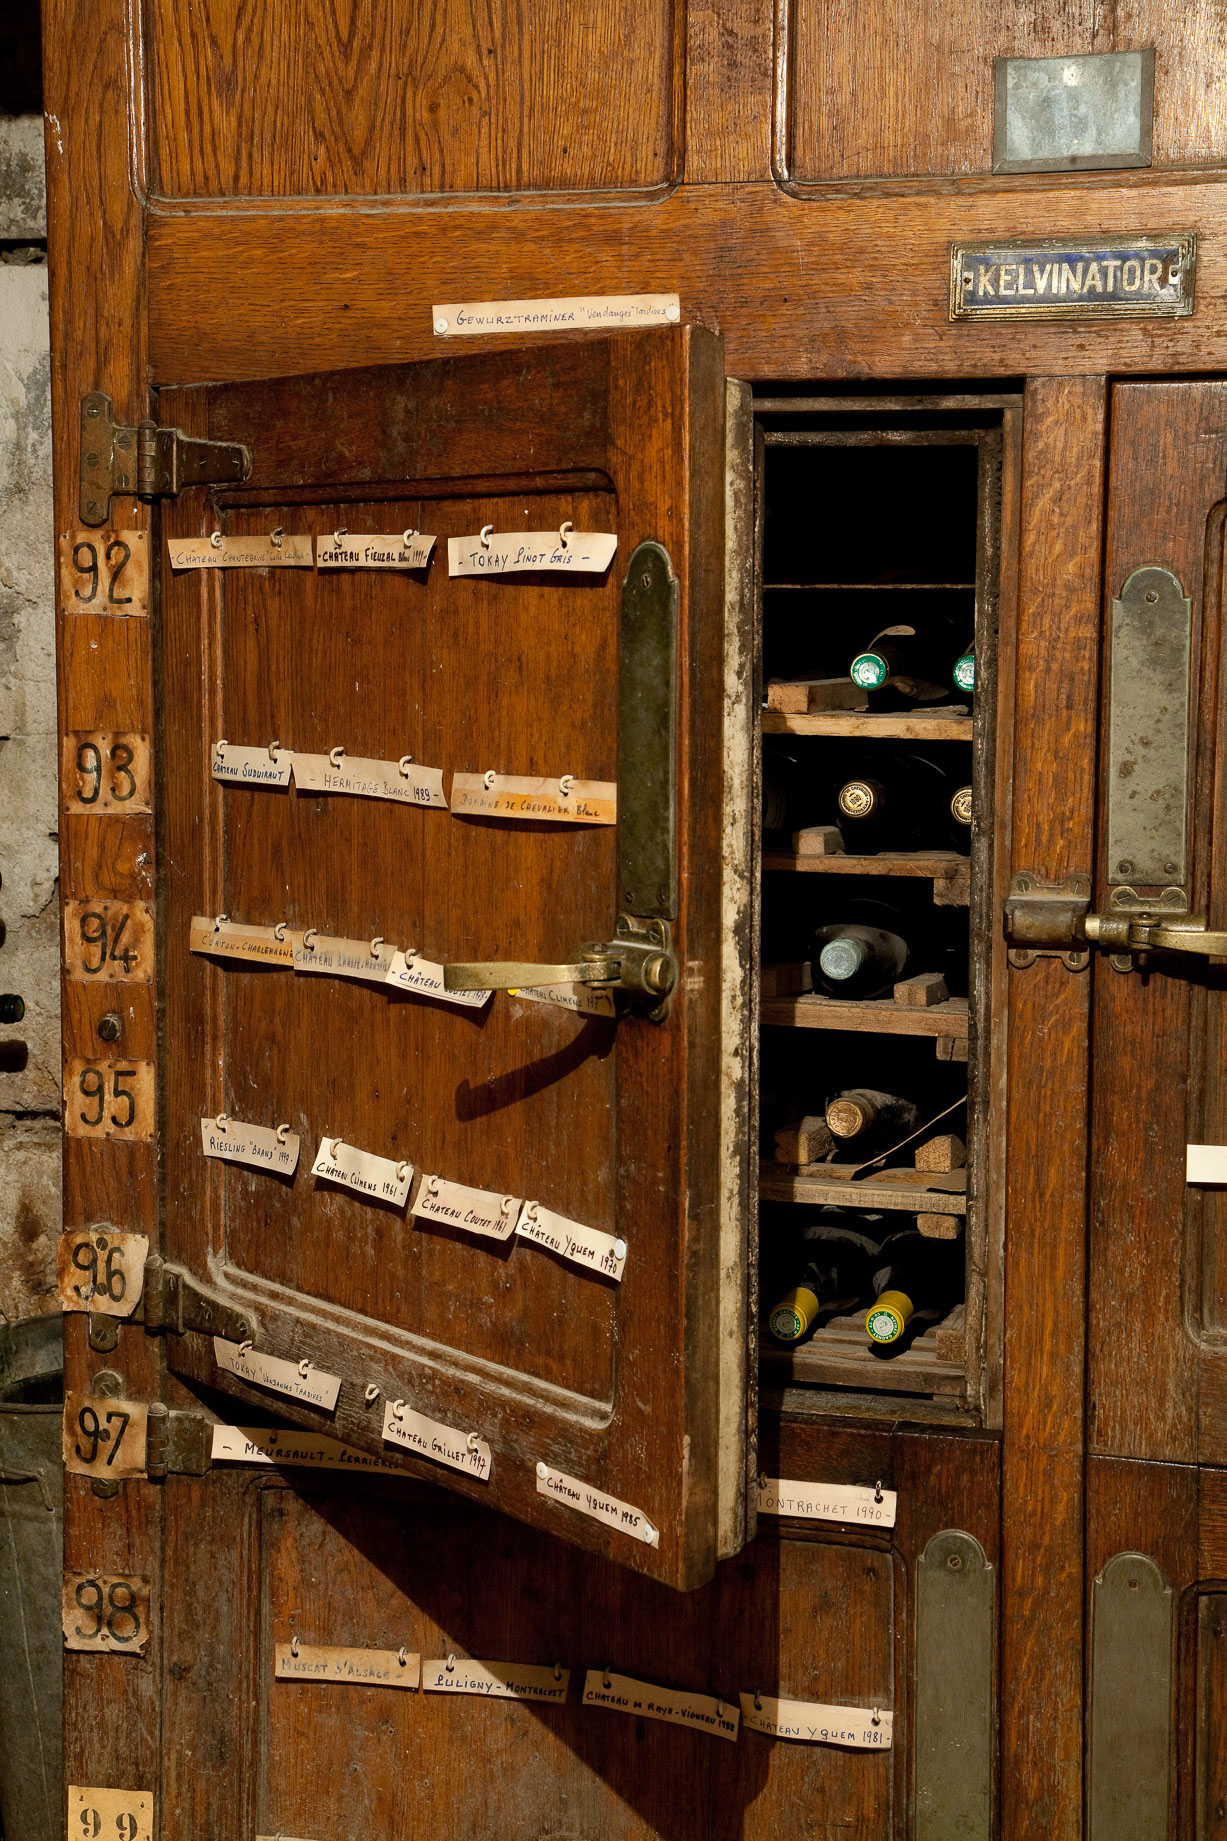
[
  {"x1": 619, "y1": 540, "x2": 678, "y2": 920},
  {"x1": 140, "y1": 1255, "x2": 257, "y2": 1345},
  {"x1": 1003, "y1": 872, "x2": 1092, "y2": 971},
  {"x1": 145, "y1": 1404, "x2": 214, "y2": 1479},
  {"x1": 915, "y1": 1530, "x2": 995, "y2": 1841},
  {"x1": 79, "y1": 392, "x2": 251, "y2": 527},
  {"x1": 1088, "y1": 1552, "x2": 1173, "y2": 1841}
]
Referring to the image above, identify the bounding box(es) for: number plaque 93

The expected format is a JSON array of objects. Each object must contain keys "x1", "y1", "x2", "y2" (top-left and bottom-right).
[{"x1": 61, "y1": 732, "x2": 152, "y2": 814}]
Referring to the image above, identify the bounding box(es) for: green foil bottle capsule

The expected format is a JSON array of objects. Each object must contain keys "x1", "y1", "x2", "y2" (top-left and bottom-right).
[
  {"x1": 850, "y1": 650, "x2": 890, "y2": 691},
  {"x1": 953, "y1": 652, "x2": 975, "y2": 693},
  {"x1": 0, "y1": 994, "x2": 24, "y2": 1024}
]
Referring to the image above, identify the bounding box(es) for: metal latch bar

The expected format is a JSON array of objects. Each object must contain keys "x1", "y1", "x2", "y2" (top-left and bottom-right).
[
  {"x1": 141, "y1": 1254, "x2": 257, "y2": 1345},
  {"x1": 80, "y1": 392, "x2": 251, "y2": 526}
]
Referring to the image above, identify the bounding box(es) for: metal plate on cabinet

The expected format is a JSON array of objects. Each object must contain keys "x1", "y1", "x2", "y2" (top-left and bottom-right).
[
  {"x1": 993, "y1": 50, "x2": 1154, "y2": 174},
  {"x1": 1108, "y1": 566, "x2": 1192, "y2": 888},
  {"x1": 618, "y1": 541, "x2": 678, "y2": 921},
  {"x1": 915, "y1": 1529, "x2": 995, "y2": 1841},
  {"x1": 1088, "y1": 1552, "x2": 1174, "y2": 1841}
]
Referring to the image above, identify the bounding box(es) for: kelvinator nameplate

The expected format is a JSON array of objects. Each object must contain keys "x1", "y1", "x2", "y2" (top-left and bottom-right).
[{"x1": 949, "y1": 234, "x2": 1195, "y2": 321}]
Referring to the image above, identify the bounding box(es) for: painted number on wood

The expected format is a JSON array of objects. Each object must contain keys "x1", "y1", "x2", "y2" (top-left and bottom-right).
[
  {"x1": 63, "y1": 1572, "x2": 150, "y2": 1653},
  {"x1": 57, "y1": 1229, "x2": 148, "y2": 1316},
  {"x1": 64, "y1": 1060, "x2": 155, "y2": 1141},
  {"x1": 60, "y1": 530, "x2": 149, "y2": 617},
  {"x1": 63, "y1": 901, "x2": 154, "y2": 982},
  {"x1": 68, "y1": 1787, "x2": 153, "y2": 1841},
  {"x1": 62, "y1": 733, "x2": 152, "y2": 814},
  {"x1": 62, "y1": 1392, "x2": 148, "y2": 1480}
]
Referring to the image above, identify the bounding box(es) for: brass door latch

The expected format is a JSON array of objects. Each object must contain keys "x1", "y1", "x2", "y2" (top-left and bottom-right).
[
  {"x1": 444, "y1": 915, "x2": 676, "y2": 1020},
  {"x1": 1004, "y1": 874, "x2": 1226, "y2": 972}
]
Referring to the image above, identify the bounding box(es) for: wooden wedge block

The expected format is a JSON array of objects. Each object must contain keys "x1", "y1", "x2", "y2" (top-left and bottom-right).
[
  {"x1": 765, "y1": 677, "x2": 869, "y2": 714},
  {"x1": 792, "y1": 825, "x2": 845, "y2": 856},
  {"x1": 935, "y1": 1036, "x2": 970, "y2": 1062},
  {"x1": 934, "y1": 859, "x2": 971, "y2": 906},
  {"x1": 915, "y1": 1133, "x2": 967, "y2": 1173},
  {"x1": 760, "y1": 961, "x2": 811, "y2": 999},
  {"x1": 935, "y1": 1303, "x2": 966, "y2": 1362},
  {"x1": 917, "y1": 1212, "x2": 962, "y2": 1239},
  {"x1": 893, "y1": 971, "x2": 949, "y2": 1007},
  {"x1": 773, "y1": 1115, "x2": 836, "y2": 1165}
]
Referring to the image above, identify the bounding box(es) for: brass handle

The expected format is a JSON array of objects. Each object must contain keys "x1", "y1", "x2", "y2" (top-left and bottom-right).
[
  {"x1": 1084, "y1": 912, "x2": 1227, "y2": 958},
  {"x1": 443, "y1": 917, "x2": 676, "y2": 1016},
  {"x1": 444, "y1": 957, "x2": 619, "y2": 992}
]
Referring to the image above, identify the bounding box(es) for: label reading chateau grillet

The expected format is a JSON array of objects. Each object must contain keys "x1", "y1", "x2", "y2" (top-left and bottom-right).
[{"x1": 950, "y1": 234, "x2": 1195, "y2": 321}]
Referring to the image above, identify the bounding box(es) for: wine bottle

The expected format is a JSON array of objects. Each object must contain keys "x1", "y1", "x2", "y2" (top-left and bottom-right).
[
  {"x1": 834, "y1": 747, "x2": 968, "y2": 852},
  {"x1": 849, "y1": 619, "x2": 964, "y2": 705},
  {"x1": 762, "y1": 748, "x2": 820, "y2": 834},
  {"x1": 768, "y1": 1209, "x2": 888, "y2": 1343},
  {"x1": 952, "y1": 649, "x2": 975, "y2": 694},
  {"x1": 811, "y1": 923, "x2": 909, "y2": 999},
  {"x1": 948, "y1": 784, "x2": 972, "y2": 852},
  {"x1": 825, "y1": 1088, "x2": 919, "y2": 1149},
  {"x1": 0, "y1": 994, "x2": 24, "y2": 1024},
  {"x1": 865, "y1": 1228, "x2": 963, "y2": 1347}
]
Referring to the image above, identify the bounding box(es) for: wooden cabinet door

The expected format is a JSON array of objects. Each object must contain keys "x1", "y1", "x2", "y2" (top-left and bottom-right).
[{"x1": 153, "y1": 327, "x2": 748, "y2": 1589}]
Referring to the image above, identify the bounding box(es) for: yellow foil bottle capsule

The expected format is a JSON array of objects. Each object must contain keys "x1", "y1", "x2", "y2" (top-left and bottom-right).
[
  {"x1": 866, "y1": 1289, "x2": 914, "y2": 1345},
  {"x1": 769, "y1": 1286, "x2": 821, "y2": 1344}
]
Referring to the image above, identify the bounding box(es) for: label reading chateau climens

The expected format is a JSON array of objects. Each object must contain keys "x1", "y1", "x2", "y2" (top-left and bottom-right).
[{"x1": 949, "y1": 233, "x2": 1195, "y2": 321}]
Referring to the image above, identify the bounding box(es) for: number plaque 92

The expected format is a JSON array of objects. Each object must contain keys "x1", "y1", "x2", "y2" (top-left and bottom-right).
[
  {"x1": 64, "y1": 1060, "x2": 155, "y2": 1141},
  {"x1": 63, "y1": 1391, "x2": 148, "y2": 1480},
  {"x1": 59, "y1": 530, "x2": 149, "y2": 617}
]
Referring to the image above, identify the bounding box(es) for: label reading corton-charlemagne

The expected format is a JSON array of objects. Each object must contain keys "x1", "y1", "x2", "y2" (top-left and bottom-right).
[{"x1": 949, "y1": 234, "x2": 1195, "y2": 321}]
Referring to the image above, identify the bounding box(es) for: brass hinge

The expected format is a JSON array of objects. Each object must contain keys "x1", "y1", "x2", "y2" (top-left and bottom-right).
[
  {"x1": 146, "y1": 1403, "x2": 214, "y2": 1479},
  {"x1": 79, "y1": 391, "x2": 251, "y2": 526},
  {"x1": 140, "y1": 1254, "x2": 257, "y2": 1345}
]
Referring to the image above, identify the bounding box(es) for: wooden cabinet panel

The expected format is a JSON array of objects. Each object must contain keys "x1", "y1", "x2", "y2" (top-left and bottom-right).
[{"x1": 148, "y1": 0, "x2": 680, "y2": 199}]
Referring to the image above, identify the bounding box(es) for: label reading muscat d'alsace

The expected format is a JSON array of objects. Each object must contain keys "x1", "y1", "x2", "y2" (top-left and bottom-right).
[
  {"x1": 315, "y1": 531, "x2": 436, "y2": 570},
  {"x1": 275, "y1": 1643, "x2": 421, "y2": 1689}
]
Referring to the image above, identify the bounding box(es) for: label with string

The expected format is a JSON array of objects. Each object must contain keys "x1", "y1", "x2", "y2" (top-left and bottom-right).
[
  {"x1": 290, "y1": 932, "x2": 399, "y2": 985},
  {"x1": 311, "y1": 1137, "x2": 413, "y2": 1207},
  {"x1": 189, "y1": 916, "x2": 294, "y2": 966},
  {"x1": 213, "y1": 1338, "x2": 342, "y2": 1411},
  {"x1": 167, "y1": 532, "x2": 313, "y2": 569},
  {"x1": 275, "y1": 1643, "x2": 421, "y2": 1689},
  {"x1": 200, "y1": 1116, "x2": 301, "y2": 1176},
  {"x1": 385, "y1": 950, "x2": 492, "y2": 1010},
  {"x1": 447, "y1": 527, "x2": 617, "y2": 577},
  {"x1": 451, "y1": 771, "x2": 616, "y2": 825},
  {"x1": 512, "y1": 982, "x2": 616, "y2": 1019},
  {"x1": 291, "y1": 750, "x2": 447, "y2": 807},
  {"x1": 516, "y1": 1202, "x2": 626, "y2": 1282},
  {"x1": 212, "y1": 1425, "x2": 402, "y2": 1477},
  {"x1": 422, "y1": 1657, "x2": 570, "y2": 1702},
  {"x1": 534, "y1": 1463, "x2": 658, "y2": 1547},
  {"x1": 757, "y1": 1478, "x2": 897, "y2": 1529},
  {"x1": 211, "y1": 741, "x2": 294, "y2": 788},
  {"x1": 412, "y1": 1175, "x2": 521, "y2": 1243},
  {"x1": 582, "y1": 1671, "x2": 738, "y2": 1741},
  {"x1": 433, "y1": 292, "x2": 680, "y2": 337},
  {"x1": 381, "y1": 1400, "x2": 492, "y2": 1481},
  {"x1": 315, "y1": 531, "x2": 436, "y2": 570},
  {"x1": 739, "y1": 1693, "x2": 893, "y2": 1748}
]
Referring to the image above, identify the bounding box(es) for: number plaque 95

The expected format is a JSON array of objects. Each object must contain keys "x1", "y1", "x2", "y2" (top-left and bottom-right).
[{"x1": 64, "y1": 1060, "x2": 155, "y2": 1141}]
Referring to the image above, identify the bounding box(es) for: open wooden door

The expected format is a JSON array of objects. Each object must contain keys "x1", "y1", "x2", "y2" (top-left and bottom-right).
[{"x1": 138, "y1": 326, "x2": 749, "y2": 1592}]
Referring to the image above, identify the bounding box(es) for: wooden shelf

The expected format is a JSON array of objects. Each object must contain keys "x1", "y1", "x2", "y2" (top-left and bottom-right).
[
  {"x1": 762, "y1": 849, "x2": 965, "y2": 877},
  {"x1": 759, "y1": 1164, "x2": 967, "y2": 1214},
  {"x1": 761, "y1": 993, "x2": 968, "y2": 1037},
  {"x1": 763, "y1": 582, "x2": 975, "y2": 592},
  {"x1": 762, "y1": 711, "x2": 972, "y2": 740},
  {"x1": 760, "y1": 1308, "x2": 965, "y2": 1396}
]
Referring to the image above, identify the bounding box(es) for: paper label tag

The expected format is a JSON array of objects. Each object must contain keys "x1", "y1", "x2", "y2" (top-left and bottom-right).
[
  {"x1": 422, "y1": 1659, "x2": 569, "y2": 1702},
  {"x1": 57, "y1": 1230, "x2": 149, "y2": 1316},
  {"x1": 201, "y1": 1116, "x2": 301, "y2": 1176},
  {"x1": 535, "y1": 1463, "x2": 658, "y2": 1546},
  {"x1": 516, "y1": 1202, "x2": 626, "y2": 1283},
  {"x1": 448, "y1": 531, "x2": 618, "y2": 577},
  {"x1": 291, "y1": 752, "x2": 447, "y2": 807},
  {"x1": 1188, "y1": 1144, "x2": 1227, "y2": 1182},
  {"x1": 189, "y1": 916, "x2": 294, "y2": 965},
  {"x1": 69, "y1": 1787, "x2": 153, "y2": 1841},
  {"x1": 433, "y1": 293, "x2": 681, "y2": 336},
  {"x1": 211, "y1": 742, "x2": 293, "y2": 788},
  {"x1": 413, "y1": 1176, "x2": 520, "y2": 1242},
  {"x1": 513, "y1": 982, "x2": 617, "y2": 1018},
  {"x1": 168, "y1": 534, "x2": 313, "y2": 569},
  {"x1": 291, "y1": 933, "x2": 399, "y2": 984},
  {"x1": 582, "y1": 1671, "x2": 738, "y2": 1741},
  {"x1": 382, "y1": 1400, "x2": 492, "y2": 1480},
  {"x1": 315, "y1": 532, "x2": 436, "y2": 570},
  {"x1": 739, "y1": 1693, "x2": 893, "y2": 1748},
  {"x1": 63, "y1": 1572, "x2": 150, "y2": 1654},
  {"x1": 212, "y1": 1424, "x2": 403, "y2": 1476},
  {"x1": 63, "y1": 1393, "x2": 149, "y2": 1479},
  {"x1": 311, "y1": 1138, "x2": 412, "y2": 1206},
  {"x1": 757, "y1": 1478, "x2": 897, "y2": 1529},
  {"x1": 385, "y1": 950, "x2": 492, "y2": 1009},
  {"x1": 213, "y1": 1338, "x2": 342, "y2": 1411},
  {"x1": 275, "y1": 1643, "x2": 421, "y2": 1688},
  {"x1": 451, "y1": 772, "x2": 617, "y2": 825}
]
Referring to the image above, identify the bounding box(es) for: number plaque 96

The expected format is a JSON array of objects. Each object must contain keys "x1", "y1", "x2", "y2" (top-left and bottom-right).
[{"x1": 57, "y1": 1229, "x2": 149, "y2": 1317}]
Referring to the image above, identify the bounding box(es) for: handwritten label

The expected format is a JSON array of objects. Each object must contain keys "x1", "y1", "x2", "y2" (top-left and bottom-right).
[
  {"x1": 212, "y1": 1424, "x2": 403, "y2": 1477},
  {"x1": 582, "y1": 1671, "x2": 738, "y2": 1741},
  {"x1": 167, "y1": 533, "x2": 313, "y2": 569},
  {"x1": 57, "y1": 1229, "x2": 149, "y2": 1316},
  {"x1": 275, "y1": 1643, "x2": 421, "y2": 1689},
  {"x1": 1188, "y1": 1144, "x2": 1227, "y2": 1182},
  {"x1": 423, "y1": 1659, "x2": 569, "y2": 1702},
  {"x1": 291, "y1": 752, "x2": 447, "y2": 807},
  {"x1": 433, "y1": 293, "x2": 681, "y2": 336},
  {"x1": 385, "y1": 950, "x2": 492, "y2": 1010},
  {"x1": 757, "y1": 1478, "x2": 897, "y2": 1529},
  {"x1": 516, "y1": 1202, "x2": 626, "y2": 1283},
  {"x1": 316, "y1": 532, "x2": 436, "y2": 570},
  {"x1": 535, "y1": 1463, "x2": 658, "y2": 1547},
  {"x1": 413, "y1": 1176, "x2": 520, "y2": 1243},
  {"x1": 512, "y1": 982, "x2": 616, "y2": 1018},
  {"x1": 69, "y1": 1787, "x2": 153, "y2": 1841},
  {"x1": 201, "y1": 1116, "x2": 301, "y2": 1176},
  {"x1": 448, "y1": 531, "x2": 618, "y2": 577},
  {"x1": 189, "y1": 916, "x2": 294, "y2": 965},
  {"x1": 291, "y1": 933, "x2": 399, "y2": 985},
  {"x1": 739, "y1": 1694, "x2": 893, "y2": 1749},
  {"x1": 451, "y1": 772, "x2": 617, "y2": 825},
  {"x1": 63, "y1": 1392, "x2": 149, "y2": 1480},
  {"x1": 311, "y1": 1138, "x2": 412, "y2": 1206},
  {"x1": 61, "y1": 529, "x2": 149, "y2": 618},
  {"x1": 213, "y1": 1339, "x2": 342, "y2": 1411},
  {"x1": 382, "y1": 1400, "x2": 492, "y2": 1479},
  {"x1": 211, "y1": 742, "x2": 293, "y2": 788},
  {"x1": 63, "y1": 1572, "x2": 150, "y2": 1655}
]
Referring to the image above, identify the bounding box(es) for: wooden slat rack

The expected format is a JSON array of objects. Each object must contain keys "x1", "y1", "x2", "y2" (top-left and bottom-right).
[
  {"x1": 760, "y1": 1306, "x2": 965, "y2": 1395},
  {"x1": 759, "y1": 1164, "x2": 967, "y2": 1213},
  {"x1": 761, "y1": 993, "x2": 968, "y2": 1037},
  {"x1": 762, "y1": 711, "x2": 972, "y2": 741}
]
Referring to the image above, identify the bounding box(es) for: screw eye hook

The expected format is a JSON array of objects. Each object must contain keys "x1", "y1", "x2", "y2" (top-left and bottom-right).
[
  {"x1": 210, "y1": 530, "x2": 223, "y2": 548},
  {"x1": 479, "y1": 524, "x2": 493, "y2": 549},
  {"x1": 270, "y1": 525, "x2": 284, "y2": 548},
  {"x1": 873, "y1": 1479, "x2": 884, "y2": 1504},
  {"x1": 558, "y1": 520, "x2": 573, "y2": 549},
  {"x1": 290, "y1": 1633, "x2": 299, "y2": 1657}
]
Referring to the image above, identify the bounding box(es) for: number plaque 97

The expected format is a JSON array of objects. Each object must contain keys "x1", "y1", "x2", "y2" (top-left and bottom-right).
[{"x1": 62, "y1": 1391, "x2": 148, "y2": 1480}]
